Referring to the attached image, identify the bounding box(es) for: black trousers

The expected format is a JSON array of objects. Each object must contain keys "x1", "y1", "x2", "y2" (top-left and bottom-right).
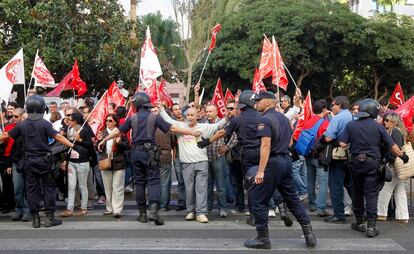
[
  {"x1": 250, "y1": 155, "x2": 310, "y2": 231},
  {"x1": 131, "y1": 148, "x2": 160, "y2": 206},
  {"x1": 350, "y1": 159, "x2": 380, "y2": 221},
  {"x1": 0, "y1": 161, "x2": 15, "y2": 211}
]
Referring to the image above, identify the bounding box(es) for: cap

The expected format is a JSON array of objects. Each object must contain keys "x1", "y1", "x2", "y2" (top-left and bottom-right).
[{"x1": 253, "y1": 91, "x2": 276, "y2": 101}]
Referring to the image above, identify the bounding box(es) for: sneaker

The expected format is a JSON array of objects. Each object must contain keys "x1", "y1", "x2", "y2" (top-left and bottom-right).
[
  {"x1": 124, "y1": 185, "x2": 134, "y2": 194},
  {"x1": 74, "y1": 209, "x2": 88, "y2": 216},
  {"x1": 59, "y1": 209, "x2": 73, "y2": 217},
  {"x1": 268, "y1": 210, "x2": 276, "y2": 218},
  {"x1": 344, "y1": 206, "x2": 353, "y2": 216},
  {"x1": 245, "y1": 211, "x2": 250, "y2": 216},
  {"x1": 196, "y1": 215, "x2": 208, "y2": 223},
  {"x1": 22, "y1": 214, "x2": 32, "y2": 222},
  {"x1": 103, "y1": 211, "x2": 113, "y2": 216},
  {"x1": 377, "y1": 216, "x2": 387, "y2": 221},
  {"x1": 97, "y1": 196, "x2": 106, "y2": 204},
  {"x1": 219, "y1": 210, "x2": 228, "y2": 218},
  {"x1": 113, "y1": 213, "x2": 121, "y2": 219},
  {"x1": 185, "y1": 212, "x2": 195, "y2": 220}
]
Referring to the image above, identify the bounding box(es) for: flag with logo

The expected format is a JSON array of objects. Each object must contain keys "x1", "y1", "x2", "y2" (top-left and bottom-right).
[
  {"x1": 252, "y1": 68, "x2": 267, "y2": 93},
  {"x1": 389, "y1": 82, "x2": 405, "y2": 108},
  {"x1": 224, "y1": 88, "x2": 234, "y2": 104},
  {"x1": 210, "y1": 78, "x2": 226, "y2": 118},
  {"x1": 139, "y1": 26, "x2": 163, "y2": 88},
  {"x1": 32, "y1": 51, "x2": 55, "y2": 88},
  {"x1": 0, "y1": 49, "x2": 24, "y2": 102},
  {"x1": 108, "y1": 81, "x2": 126, "y2": 106},
  {"x1": 271, "y1": 36, "x2": 288, "y2": 90},
  {"x1": 208, "y1": 24, "x2": 222, "y2": 53},
  {"x1": 395, "y1": 96, "x2": 414, "y2": 133},
  {"x1": 293, "y1": 91, "x2": 313, "y2": 140}
]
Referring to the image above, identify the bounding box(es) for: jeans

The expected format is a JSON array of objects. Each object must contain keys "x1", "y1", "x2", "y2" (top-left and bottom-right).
[
  {"x1": 207, "y1": 156, "x2": 228, "y2": 211},
  {"x1": 223, "y1": 161, "x2": 234, "y2": 204},
  {"x1": 12, "y1": 163, "x2": 30, "y2": 217},
  {"x1": 182, "y1": 161, "x2": 209, "y2": 215},
  {"x1": 329, "y1": 160, "x2": 353, "y2": 220},
  {"x1": 94, "y1": 151, "x2": 105, "y2": 196},
  {"x1": 67, "y1": 162, "x2": 90, "y2": 211},
  {"x1": 229, "y1": 160, "x2": 244, "y2": 211},
  {"x1": 159, "y1": 162, "x2": 172, "y2": 209},
  {"x1": 124, "y1": 151, "x2": 133, "y2": 187},
  {"x1": 306, "y1": 157, "x2": 328, "y2": 213},
  {"x1": 174, "y1": 159, "x2": 186, "y2": 208},
  {"x1": 291, "y1": 156, "x2": 307, "y2": 196}
]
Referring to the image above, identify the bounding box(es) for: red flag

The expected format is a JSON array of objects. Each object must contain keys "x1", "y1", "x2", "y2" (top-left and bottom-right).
[
  {"x1": 208, "y1": 24, "x2": 222, "y2": 53},
  {"x1": 252, "y1": 68, "x2": 267, "y2": 93},
  {"x1": 293, "y1": 91, "x2": 313, "y2": 140},
  {"x1": 389, "y1": 82, "x2": 405, "y2": 108},
  {"x1": 271, "y1": 36, "x2": 288, "y2": 90},
  {"x1": 108, "y1": 81, "x2": 126, "y2": 107},
  {"x1": 88, "y1": 91, "x2": 109, "y2": 135},
  {"x1": 395, "y1": 96, "x2": 414, "y2": 133},
  {"x1": 258, "y1": 36, "x2": 273, "y2": 80},
  {"x1": 46, "y1": 59, "x2": 87, "y2": 97},
  {"x1": 224, "y1": 88, "x2": 234, "y2": 104},
  {"x1": 210, "y1": 78, "x2": 226, "y2": 118},
  {"x1": 158, "y1": 78, "x2": 174, "y2": 108},
  {"x1": 145, "y1": 79, "x2": 159, "y2": 106}
]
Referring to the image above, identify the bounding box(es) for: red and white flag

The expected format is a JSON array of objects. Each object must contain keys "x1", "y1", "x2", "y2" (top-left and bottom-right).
[
  {"x1": 252, "y1": 68, "x2": 267, "y2": 93},
  {"x1": 210, "y1": 78, "x2": 226, "y2": 118},
  {"x1": 108, "y1": 81, "x2": 126, "y2": 107},
  {"x1": 389, "y1": 82, "x2": 405, "y2": 108},
  {"x1": 224, "y1": 88, "x2": 234, "y2": 104},
  {"x1": 139, "y1": 26, "x2": 163, "y2": 88},
  {"x1": 32, "y1": 51, "x2": 55, "y2": 88},
  {"x1": 158, "y1": 78, "x2": 174, "y2": 108},
  {"x1": 46, "y1": 59, "x2": 87, "y2": 97},
  {"x1": 293, "y1": 91, "x2": 313, "y2": 140},
  {"x1": 258, "y1": 35, "x2": 273, "y2": 80},
  {"x1": 271, "y1": 36, "x2": 288, "y2": 90},
  {"x1": 395, "y1": 96, "x2": 414, "y2": 133},
  {"x1": 0, "y1": 49, "x2": 24, "y2": 102},
  {"x1": 208, "y1": 24, "x2": 222, "y2": 53}
]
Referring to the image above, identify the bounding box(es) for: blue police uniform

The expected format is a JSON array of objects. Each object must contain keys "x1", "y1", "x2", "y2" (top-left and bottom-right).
[
  {"x1": 119, "y1": 108, "x2": 171, "y2": 207},
  {"x1": 339, "y1": 117, "x2": 395, "y2": 223},
  {"x1": 8, "y1": 119, "x2": 58, "y2": 214},
  {"x1": 251, "y1": 108, "x2": 310, "y2": 231}
]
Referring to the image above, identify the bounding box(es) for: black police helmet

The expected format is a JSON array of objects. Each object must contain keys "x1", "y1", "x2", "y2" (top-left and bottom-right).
[
  {"x1": 244, "y1": 165, "x2": 258, "y2": 190},
  {"x1": 26, "y1": 95, "x2": 46, "y2": 120},
  {"x1": 355, "y1": 98, "x2": 380, "y2": 119},
  {"x1": 131, "y1": 92, "x2": 153, "y2": 109},
  {"x1": 237, "y1": 90, "x2": 255, "y2": 109}
]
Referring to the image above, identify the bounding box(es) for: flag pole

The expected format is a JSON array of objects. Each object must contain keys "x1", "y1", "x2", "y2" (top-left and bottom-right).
[
  {"x1": 282, "y1": 62, "x2": 299, "y2": 89},
  {"x1": 272, "y1": 36, "x2": 281, "y2": 107},
  {"x1": 26, "y1": 49, "x2": 39, "y2": 100},
  {"x1": 0, "y1": 105, "x2": 5, "y2": 132},
  {"x1": 194, "y1": 51, "x2": 211, "y2": 87}
]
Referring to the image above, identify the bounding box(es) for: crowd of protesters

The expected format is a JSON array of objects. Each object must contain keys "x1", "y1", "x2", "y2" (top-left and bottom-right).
[{"x1": 0, "y1": 84, "x2": 413, "y2": 239}]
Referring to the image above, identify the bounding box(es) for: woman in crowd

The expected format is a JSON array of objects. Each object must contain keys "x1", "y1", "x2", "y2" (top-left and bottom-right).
[
  {"x1": 60, "y1": 112, "x2": 93, "y2": 217},
  {"x1": 377, "y1": 112, "x2": 409, "y2": 224},
  {"x1": 97, "y1": 114, "x2": 128, "y2": 218}
]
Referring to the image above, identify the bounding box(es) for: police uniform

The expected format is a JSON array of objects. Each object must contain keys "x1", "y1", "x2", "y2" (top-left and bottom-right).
[
  {"x1": 118, "y1": 92, "x2": 171, "y2": 225},
  {"x1": 338, "y1": 98, "x2": 405, "y2": 237},
  {"x1": 244, "y1": 91, "x2": 316, "y2": 249}
]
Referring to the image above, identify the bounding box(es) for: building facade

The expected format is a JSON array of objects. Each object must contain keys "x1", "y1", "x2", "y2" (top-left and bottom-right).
[{"x1": 348, "y1": 0, "x2": 414, "y2": 18}]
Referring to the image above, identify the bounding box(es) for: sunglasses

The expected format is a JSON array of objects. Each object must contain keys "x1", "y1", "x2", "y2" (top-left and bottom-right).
[
  {"x1": 384, "y1": 119, "x2": 392, "y2": 123},
  {"x1": 227, "y1": 107, "x2": 235, "y2": 110},
  {"x1": 66, "y1": 114, "x2": 72, "y2": 117},
  {"x1": 106, "y1": 119, "x2": 114, "y2": 123},
  {"x1": 331, "y1": 103, "x2": 337, "y2": 107},
  {"x1": 12, "y1": 115, "x2": 19, "y2": 118},
  {"x1": 67, "y1": 118, "x2": 74, "y2": 122}
]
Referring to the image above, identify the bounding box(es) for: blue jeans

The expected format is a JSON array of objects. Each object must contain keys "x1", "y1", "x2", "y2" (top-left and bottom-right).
[
  {"x1": 93, "y1": 164, "x2": 105, "y2": 197},
  {"x1": 207, "y1": 156, "x2": 227, "y2": 211},
  {"x1": 306, "y1": 157, "x2": 328, "y2": 213},
  {"x1": 223, "y1": 160, "x2": 234, "y2": 204},
  {"x1": 329, "y1": 160, "x2": 353, "y2": 219},
  {"x1": 159, "y1": 162, "x2": 172, "y2": 209},
  {"x1": 12, "y1": 163, "x2": 30, "y2": 217},
  {"x1": 174, "y1": 159, "x2": 186, "y2": 208},
  {"x1": 291, "y1": 156, "x2": 307, "y2": 196}
]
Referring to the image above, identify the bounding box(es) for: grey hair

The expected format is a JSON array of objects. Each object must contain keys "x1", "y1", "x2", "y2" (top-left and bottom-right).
[
  {"x1": 385, "y1": 112, "x2": 408, "y2": 141},
  {"x1": 282, "y1": 95, "x2": 291, "y2": 104}
]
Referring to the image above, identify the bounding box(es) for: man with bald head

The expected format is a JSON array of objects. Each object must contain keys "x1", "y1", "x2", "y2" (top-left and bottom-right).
[{"x1": 158, "y1": 104, "x2": 227, "y2": 223}]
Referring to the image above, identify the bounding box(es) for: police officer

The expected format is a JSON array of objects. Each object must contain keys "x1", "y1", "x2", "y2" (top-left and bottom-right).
[
  {"x1": 0, "y1": 95, "x2": 85, "y2": 228},
  {"x1": 339, "y1": 98, "x2": 409, "y2": 237},
  {"x1": 98, "y1": 92, "x2": 199, "y2": 225},
  {"x1": 244, "y1": 91, "x2": 316, "y2": 249},
  {"x1": 200, "y1": 90, "x2": 292, "y2": 227}
]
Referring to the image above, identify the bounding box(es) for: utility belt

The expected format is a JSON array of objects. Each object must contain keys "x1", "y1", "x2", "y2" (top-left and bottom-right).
[
  {"x1": 133, "y1": 142, "x2": 160, "y2": 168},
  {"x1": 351, "y1": 153, "x2": 377, "y2": 163},
  {"x1": 133, "y1": 142, "x2": 158, "y2": 151},
  {"x1": 270, "y1": 153, "x2": 289, "y2": 158}
]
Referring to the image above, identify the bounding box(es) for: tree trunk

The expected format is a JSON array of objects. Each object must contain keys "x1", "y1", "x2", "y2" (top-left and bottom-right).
[
  {"x1": 186, "y1": 63, "x2": 193, "y2": 103},
  {"x1": 296, "y1": 69, "x2": 310, "y2": 88},
  {"x1": 130, "y1": 0, "x2": 137, "y2": 40},
  {"x1": 372, "y1": 67, "x2": 384, "y2": 100},
  {"x1": 329, "y1": 79, "x2": 335, "y2": 100}
]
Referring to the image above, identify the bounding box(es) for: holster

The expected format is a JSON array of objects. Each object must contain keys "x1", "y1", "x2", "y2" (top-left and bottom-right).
[{"x1": 141, "y1": 143, "x2": 160, "y2": 168}]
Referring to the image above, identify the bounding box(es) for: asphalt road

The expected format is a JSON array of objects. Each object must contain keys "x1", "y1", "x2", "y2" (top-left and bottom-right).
[{"x1": 0, "y1": 200, "x2": 413, "y2": 253}]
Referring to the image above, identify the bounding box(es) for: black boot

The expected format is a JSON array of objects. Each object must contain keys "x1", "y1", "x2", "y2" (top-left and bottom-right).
[
  {"x1": 44, "y1": 211, "x2": 62, "y2": 227},
  {"x1": 32, "y1": 212, "x2": 41, "y2": 228},
  {"x1": 366, "y1": 220, "x2": 379, "y2": 238},
  {"x1": 246, "y1": 213, "x2": 255, "y2": 227},
  {"x1": 278, "y1": 203, "x2": 293, "y2": 227},
  {"x1": 244, "y1": 228, "x2": 271, "y2": 249},
  {"x1": 301, "y1": 223, "x2": 317, "y2": 247},
  {"x1": 148, "y1": 203, "x2": 164, "y2": 225},
  {"x1": 351, "y1": 216, "x2": 366, "y2": 232},
  {"x1": 137, "y1": 205, "x2": 148, "y2": 223}
]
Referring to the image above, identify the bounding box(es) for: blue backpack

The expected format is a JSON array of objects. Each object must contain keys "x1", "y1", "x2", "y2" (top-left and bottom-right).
[{"x1": 295, "y1": 118, "x2": 324, "y2": 156}]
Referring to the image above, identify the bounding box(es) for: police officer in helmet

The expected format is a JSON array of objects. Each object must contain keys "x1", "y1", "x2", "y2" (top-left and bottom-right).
[
  {"x1": 0, "y1": 95, "x2": 86, "y2": 228},
  {"x1": 339, "y1": 98, "x2": 409, "y2": 237},
  {"x1": 244, "y1": 91, "x2": 316, "y2": 249},
  {"x1": 98, "y1": 92, "x2": 200, "y2": 225}
]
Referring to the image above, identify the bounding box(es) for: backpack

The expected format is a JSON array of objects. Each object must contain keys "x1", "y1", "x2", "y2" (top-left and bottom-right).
[{"x1": 295, "y1": 118, "x2": 324, "y2": 157}]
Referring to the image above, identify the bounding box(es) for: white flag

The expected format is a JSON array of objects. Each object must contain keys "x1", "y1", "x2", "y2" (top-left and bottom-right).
[
  {"x1": 0, "y1": 48, "x2": 25, "y2": 103},
  {"x1": 139, "y1": 26, "x2": 162, "y2": 88},
  {"x1": 33, "y1": 51, "x2": 55, "y2": 88}
]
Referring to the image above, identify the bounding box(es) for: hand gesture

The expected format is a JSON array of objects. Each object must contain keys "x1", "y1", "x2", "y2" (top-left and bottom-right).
[
  {"x1": 97, "y1": 141, "x2": 105, "y2": 152},
  {"x1": 6, "y1": 167, "x2": 12, "y2": 175},
  {"x1": 194, "y1": 83, "x2": 201, "y2": 93},
  {"x1": 255, "y1": 171, "x2": 265, "y2": 184}
]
